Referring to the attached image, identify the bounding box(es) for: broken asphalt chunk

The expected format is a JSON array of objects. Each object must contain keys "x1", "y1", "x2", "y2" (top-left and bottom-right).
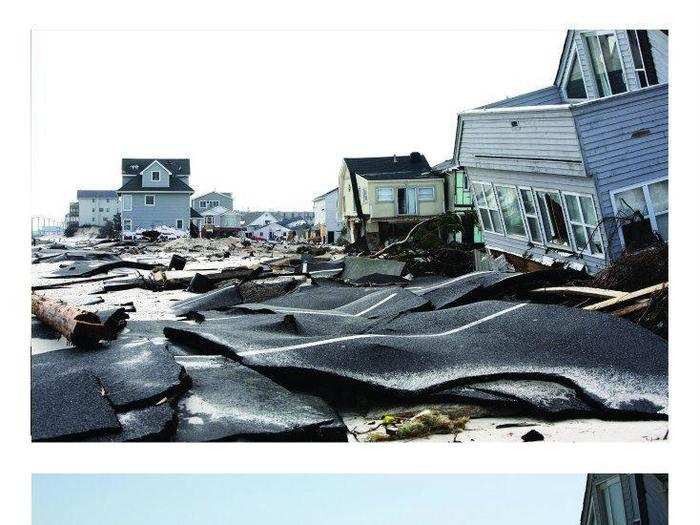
[
  {"x1": 31, "y1": 370, "x2": 120, "y2": 441},
  {"x1": 91, "y1": 404, "x2": 177, "y2": 442},
  {"x1": 173, "y1": 355, "x2": 345, "y2": 442}
]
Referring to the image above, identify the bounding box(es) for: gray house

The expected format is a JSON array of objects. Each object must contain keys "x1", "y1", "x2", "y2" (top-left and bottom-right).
[
  {"x1": 192, "y1": 191, "x2": 234, "y2": 213},
  {"x1": 312, "y1": 187, "x2": 341, "y2": 243},
  {"x1": 450, "y1": 30, "x2": 668, "y2": 273},
  {"x1": 117, "y1": 158, "x2": 194, "y2": 236},
  {"x1": 580, "y1": 474, "x2": 667, "y2": 525}
]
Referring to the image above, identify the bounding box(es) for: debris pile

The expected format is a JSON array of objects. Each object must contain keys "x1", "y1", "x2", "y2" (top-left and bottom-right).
[{"x1": 30, "y1": 235, "x2": 669, "y2": 442}]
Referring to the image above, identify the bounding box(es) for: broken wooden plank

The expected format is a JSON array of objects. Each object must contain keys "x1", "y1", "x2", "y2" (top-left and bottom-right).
[
  {"x1": 530, "y1": 286, "x2": 625, "y2": 300},
  {"x1": 583, "y1": 283, "x2": 667, "y2": 311},
  {"x1": 610, "y1": 300, "x2": 651, "y2": 318},
  {"x1": 31, "y1": 293, "x2": 104, "y2": 347}
]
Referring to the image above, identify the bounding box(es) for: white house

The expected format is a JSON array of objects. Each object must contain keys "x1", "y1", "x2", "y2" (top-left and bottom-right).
[
  {"x1": 312, "y1": 187, "x2": 341, "y2": 243},
  {"x1": 76, "y1": 190, "x2": 118, "y2": 226},
  {"x1": 249, "y1": 222, "x2": 290, "y2": 241},
  {"x1": 201, "y1": 205, "x2": 241, "y2": 228}
]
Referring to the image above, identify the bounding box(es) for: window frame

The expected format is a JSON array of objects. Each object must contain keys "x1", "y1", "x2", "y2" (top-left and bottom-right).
[
  {"x1": 494, "y1": 183, "x2": 528, "y2": 239},
  {"x1": 453, "y1": 171, "x2": 472, "y2": 207},
  {"x1": 562, "y1": 191, "x2": 605, "y2": 258},
  {"x1": 204, "y1": 216, "x2": 215, "y2": 225},
  {"x1": 417, "y1": 185, "x2": 436, "y2": 202},
  {"x1": 123, "y1": 218, "x2": 132, "y2": 231},
  {"x1": 471, "y1": 180, "x2": 504, "y2": 236},
  {"x1": 532, "y1": 187, "x2": 574, "y2": 250},
  {"x1": 151, "y1": 171, "x2": 161, "y2": 182},
  {"x1": 517, "y1": 186, "x2": 545, "y2": 246},
  {"x1": 199, "y1": 201, "x2": 207, "y2": 209},
  {"x1": 176, "y1": 219, "x2": 184, "y2": 229},
  {"x1": 583, "y1": 30, "x2": 629, "y2": 97},
  {"x1": 144, "y1": 194, "x2": 156, "y2": 206},
  {"x1": 375, "y1": 186, "x2": 394, "y2": 203},
  {"x1": 609, "y1": 176, "x2": 668, "y2": 248},
  {"x1": 595, "y1": 476, "x2": 628, "y2": 525},
  {"x1": 122, "y1": 195, "x2": 132, "y2": 212},
  {"x1": 564, "y1": 49, "x2": 589, "y2": 100}
]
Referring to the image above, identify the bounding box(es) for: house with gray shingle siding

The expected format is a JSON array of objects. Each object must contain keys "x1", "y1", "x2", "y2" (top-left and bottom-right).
[
  {"x1": 580, "y1": 474, "x2": 667, "y2": 525},
  {"x1": 117, "y1": 158, "x2": 194, "y2": 237},
  {"x1": 447, "y1": 30, "x2": 668, "y2": 274}
]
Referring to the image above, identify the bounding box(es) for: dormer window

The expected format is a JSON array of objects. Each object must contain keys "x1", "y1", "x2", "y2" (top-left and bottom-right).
[
  {"x1": 627, "y1": 30, "x2": 659, "y2": 88},
  {"x1": 151, "y1": 171, "x2": 161, "y2": 182},
  {"x1": 565, "y1": 51, "x2": 587, "y2": 99},
  {"x1": 585, "y1": 32, "x2": 627, "y2": 97}
]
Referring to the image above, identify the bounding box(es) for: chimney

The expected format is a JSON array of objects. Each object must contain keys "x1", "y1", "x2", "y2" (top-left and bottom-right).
[
  {"x1": 409, "y1": 152, "x2": 422, "y2": 163},
  {"x1": 393, "y1": 154, "x2": 397, "y2": 163}
]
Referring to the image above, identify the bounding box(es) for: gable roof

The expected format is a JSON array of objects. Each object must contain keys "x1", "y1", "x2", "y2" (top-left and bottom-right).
[
  {"x1": 344, "y1": 152, "x2": 433, "y2": 181},
  {"x1": 313, "y1": 187, "x2": 339, "y2": 201},
  {"x1": 201, "y1": 205, "x2": 233, "y2": 216},
  {"x1": 190, "y1": 207, "x2": 202, "y2": 218},
  {"x1": 77, "y1": 190, "x2": 117, "y2": 199},
  {"x1": 193, "y1": 191, "x2": 233, "y2": 201},
  {"x1": 122, "y1": 158, "x2": 190, "y2": 176},
  {"x1": 116, "y1": 175, "x2": 194, "y2": 193}
]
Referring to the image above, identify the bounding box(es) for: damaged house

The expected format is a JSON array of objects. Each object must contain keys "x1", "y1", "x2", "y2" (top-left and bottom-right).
[
  {"x1": 312, "y1": 187, "x2": 341, "y2": 243},
  {"x1": 450, "y1": 30, "x2": 668, "y2": 273},
  {"x1": 338, "y1": 152, "x2": 446, "y2": 247},
  {"x1": 117, "y1": 158, "x2": 195, "y2": 237},
  {"x1": 580, "y1": 474, "x2": 667, "y2": 525}
]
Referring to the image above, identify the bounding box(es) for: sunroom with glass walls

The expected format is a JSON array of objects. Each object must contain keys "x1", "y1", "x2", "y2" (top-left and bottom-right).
[{"x1": 469, "y1": 169, "x2": 609, "y2": 272}]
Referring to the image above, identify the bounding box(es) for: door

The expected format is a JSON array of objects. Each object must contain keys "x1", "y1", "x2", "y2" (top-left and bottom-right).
[{"x1": 398, "y1": 187, "x2": 418, "y2": 215}]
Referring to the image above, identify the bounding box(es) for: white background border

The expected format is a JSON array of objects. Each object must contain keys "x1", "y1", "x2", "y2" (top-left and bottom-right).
[{"x1": 2, "y1": 1, "x2": 698, "y2": 523}]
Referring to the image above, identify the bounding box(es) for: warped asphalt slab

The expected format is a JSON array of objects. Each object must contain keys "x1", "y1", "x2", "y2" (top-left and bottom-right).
[{"x1": 163, "y1": 299, "x2": 668, "y2": 419}]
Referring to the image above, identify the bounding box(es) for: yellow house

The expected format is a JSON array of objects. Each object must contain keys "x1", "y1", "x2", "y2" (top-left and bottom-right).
[{"x1": 338, "y1": 152, "x2": 445, "y2": 246}]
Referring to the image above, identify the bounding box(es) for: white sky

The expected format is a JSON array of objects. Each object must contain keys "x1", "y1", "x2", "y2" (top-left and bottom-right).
[{"x1": 31, "y1": 30, "x2": 563, "y2": 217}]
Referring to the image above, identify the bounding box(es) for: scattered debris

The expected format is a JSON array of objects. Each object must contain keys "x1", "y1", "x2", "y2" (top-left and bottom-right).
[
  {"x1": 366, "y1": 409, "x2": 469, "y2": 441},
  {"x1": 31, "y1": 293, "x2": 105, "y2": 347},
  {"x1": 521, "y1": 429, "x2": 545, "y2": 442}
]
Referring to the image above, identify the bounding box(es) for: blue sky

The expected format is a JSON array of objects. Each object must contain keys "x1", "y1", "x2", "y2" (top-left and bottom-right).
[{"x1": 33, "y1": 474, "x2": 586, "y2": 525}]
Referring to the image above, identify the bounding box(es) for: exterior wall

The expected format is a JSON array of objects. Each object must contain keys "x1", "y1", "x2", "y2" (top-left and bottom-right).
[
  {"x1": 467, "y1": 166, "x2": 607, "y2": 273},
  {"x1": 248, "y1": 212, "x2": 279, "y2": 227},
  {"x1": 581, "y1": 474, "x2": 667, "y2": 525},
  {"x1": 120, "y1": 192, "x2": 191, "y2": 232},
  {"x1": 193, "y1": 192, "x2": 234, "y2": 211},
  {"x1": 648, "y1": 30, "x2": 668, "y2": 84},
  {"x1": 338, "y1": 164, "x2": 357, "y2": 218},
  {"x1": 640, "y1": 475, "x2": 668, "y2": 525},
  {"x1": 140, "y1": 161, "x2": 172, "y2": 188},
  {"x1": 572, "y1": 84, "x2": 668, "y2": 259},
  {"x1": 313, "y1": 197, "x2": 325, "y2": 226},
  {"x1": 324, "y1": 189, "x2": 341, "y2": 234},
  {"x1": 479, "y1": 86, "x2": 563, "y2": 109},
  {"x1": 456, "y1": 105, "x2": 586, "y2": 177},
  {"x1": 78, "y1": 196, "x2": 118, "y2": 226},
  {"x1": 358, "y1": 177, "x2": 445, "y2": 219}
]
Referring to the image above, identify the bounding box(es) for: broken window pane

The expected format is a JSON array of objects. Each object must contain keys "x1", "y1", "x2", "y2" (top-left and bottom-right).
[
  {"x1": 614, "y1": 187, "x2": 648, "y2": 217},
  {"x1": 649, "y1": 180, "x2": 668, "y2": 213},
  {"x1": 495, "y1": 186, "x2": 526, "y2": 237},
  {"x1": 536, "y1": 191, "x2": 570, "y2": 247},
  {"x1": 599, "y1": 34, "x2": 627, "y2": 94},
  {"x1": 473, "y1": 182, "x2": 503, "y2": 234}
]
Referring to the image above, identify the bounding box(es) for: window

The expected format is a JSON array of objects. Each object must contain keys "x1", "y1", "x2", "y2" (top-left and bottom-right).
[
  {"x1": 611, "y1": 178, "x2": 668, "y2": 245},
  {"x1": 376, "y1": 187, "x2": 394, "y2": 202},
  {"x1": 495, "y1": 185, "x2": 526, "y2": 237},
  {"x1": 454, "y1": 171, "x2": 472, "y2": 206},
  {"x1": 627, "y1": 30, "x2": 658, "y2": 88},
  {"x1": 519, "y1": 188, "x2": 544, "y2": 244},
  {"x1": 123, "y1": 218, "x2": 132, "y2": 231},
  {"x1": 585, "y1": 32, "x2": 627, "y2": 96},
  {"x1": 565, "y1": 51, "x2": 587, "y2": 99},
  {"x1": 417, "y1": 186, "x2": 436, "y2": 201},
  {"x1": 212, "y1": 200, "x2": 219, "y2": 207},
  {"x1": 145, "y1": 195, "x2": 155, "y2": 206},
  {"x1": 122, "y1": 195, "x2": 132, "y2": 212},
  {"x1": 176, "y1": 219, "x2": 184, "y2": 229},
  {"x1": 199, "y1": 201, "x2": 207, "y2": 209},
  {"x1": 472, "y1": 182, "x2": 503, "y2": 234},
  {"x1": 535, "y1": 190, "x2": 570, "y2": 247},
  {"x1": 597, "y1": 477, "x2": 627, "y2": 525},
  {"x1": 361, "y1": 188, "x2": 368, "y2": 201},
  {"x1": 151, "y1": 171, "x2": 161, "y2": 181},
  {"x1": 205, "y1": 216, "x2": 214, "y2": 225},
  {"x1": 563, "y1": 193, "x2": 604, "y2": 255},
  {"x1": 99, "y1": 208, "x2": 104, "y2": 212}
]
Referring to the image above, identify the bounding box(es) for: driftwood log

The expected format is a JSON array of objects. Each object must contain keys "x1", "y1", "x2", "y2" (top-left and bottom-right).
[{"x1": 31, "y1": 293, "x2": 104, "y2": 347}]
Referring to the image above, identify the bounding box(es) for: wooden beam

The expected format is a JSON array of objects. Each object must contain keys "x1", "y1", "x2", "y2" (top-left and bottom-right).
[
  {"x1": 530, "y1": 286, "x2": 625, "y2": 300},
  {"x1": 31, "y1": 293, "x2": 104, "y2": 347},
  {"x1": 583, "y1": 283, "x2": 667, "y2": 311}
]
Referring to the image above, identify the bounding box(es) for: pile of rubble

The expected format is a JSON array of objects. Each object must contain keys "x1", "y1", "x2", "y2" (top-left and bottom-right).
[{"x1": 30, "y1": 236, "x2": 669, "y2": 442}]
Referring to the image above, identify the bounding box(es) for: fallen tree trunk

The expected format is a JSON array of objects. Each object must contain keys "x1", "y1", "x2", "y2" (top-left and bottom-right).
[{"x1": 31, "y1": 293, "x2": 104, "y2": 347}]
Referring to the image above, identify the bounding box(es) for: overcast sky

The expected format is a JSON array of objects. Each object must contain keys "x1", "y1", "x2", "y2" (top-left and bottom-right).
[
  {"x1": 31, "y1": 30, "x2": 563, "y2": 217},
  {"x1": 33, "y1": 474, "x2": 586, "y2": 524}
]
